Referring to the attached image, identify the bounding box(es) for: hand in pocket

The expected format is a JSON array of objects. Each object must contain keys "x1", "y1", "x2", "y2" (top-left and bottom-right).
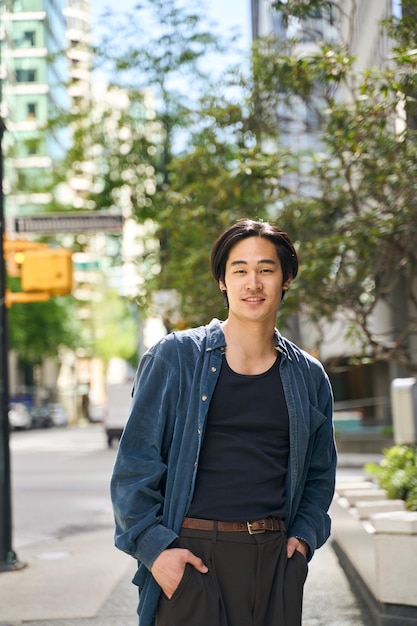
[{"x1": 151, "y1": 547, "x2": 209, "y2": 599}]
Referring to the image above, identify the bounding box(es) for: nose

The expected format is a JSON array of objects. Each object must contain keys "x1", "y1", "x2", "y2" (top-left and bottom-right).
[{"x1": 246, "y1": 272, "x2": 261, "y2": 290}]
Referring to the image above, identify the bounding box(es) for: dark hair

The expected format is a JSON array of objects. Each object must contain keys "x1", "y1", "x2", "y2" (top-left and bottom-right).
[{"x1": 210, "y1": 219, "x2": 298, "y2": 299}]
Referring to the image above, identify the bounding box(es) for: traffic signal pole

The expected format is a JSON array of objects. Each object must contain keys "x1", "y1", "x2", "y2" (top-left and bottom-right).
[
  {"x1": 0, "y1": 118, "x2": 24, "y2": 571},
  {"x1": 0, "y1": 117, "x2": 70, "y2": 571}
]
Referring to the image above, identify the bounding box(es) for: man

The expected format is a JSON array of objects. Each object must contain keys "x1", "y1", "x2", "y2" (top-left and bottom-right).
[{"x1": 111, "y1": 219, "x2": 336, "y2": 626}]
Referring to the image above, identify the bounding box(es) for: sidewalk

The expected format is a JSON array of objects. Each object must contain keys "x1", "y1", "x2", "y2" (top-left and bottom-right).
[
  {"x1": 0, "y1": 528, "x2": 136, "y2": 626},
  {"x1": 0, "y1": 455, "x2": 377, "y2": 626}
]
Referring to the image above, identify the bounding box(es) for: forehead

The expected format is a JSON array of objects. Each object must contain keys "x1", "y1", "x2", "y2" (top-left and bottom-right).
[{"x1": 227, "y1": 236, "x2": 279, "y2": 263}]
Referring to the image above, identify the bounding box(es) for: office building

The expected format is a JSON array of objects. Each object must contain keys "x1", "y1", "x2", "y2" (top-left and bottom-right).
[{"x1": 1, "y1": 0, "x2": 71, "y2": 217}]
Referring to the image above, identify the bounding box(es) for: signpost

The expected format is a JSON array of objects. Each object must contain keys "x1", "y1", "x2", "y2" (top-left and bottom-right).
[{"x1": 14, "y1": 212, "x2": 123, "y2": 234}]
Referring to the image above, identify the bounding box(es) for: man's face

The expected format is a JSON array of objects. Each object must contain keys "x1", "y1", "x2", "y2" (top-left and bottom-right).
[{"x1": 219, "y1": 236, "x2": 291, "y2": 325}]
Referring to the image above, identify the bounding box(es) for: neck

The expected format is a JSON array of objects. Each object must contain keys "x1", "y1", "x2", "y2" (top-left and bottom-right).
[
  {"x1": 223, "y1": 313, "x2": 275, "y2": 341},
  {"x1": 222, "y1": 317, "x2": 276, "y2": 364}
]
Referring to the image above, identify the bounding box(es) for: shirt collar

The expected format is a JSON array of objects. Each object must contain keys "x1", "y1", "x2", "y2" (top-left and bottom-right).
[
  {"x1": 205, "y1": 318, "x2": 290, "y2": 360},
  {"x1": 274, "y1": 328, "x2": 290, "y2": 359},
  {"x1": 205, "y1": 318, "x2": 227, "y2": 351}
]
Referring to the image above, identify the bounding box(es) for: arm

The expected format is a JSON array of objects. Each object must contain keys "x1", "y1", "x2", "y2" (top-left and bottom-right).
[
  {"x1": 110, "y1": 350, "x2": 181, "y2": 570},
  {"x1": 288, "y1": 369, "x2": 337, "y2": 560}
]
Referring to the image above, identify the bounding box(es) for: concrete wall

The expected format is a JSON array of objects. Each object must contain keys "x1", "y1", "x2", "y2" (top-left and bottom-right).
[{"x1": 331, "y1": 478, "x2": 417, "y2": 625}]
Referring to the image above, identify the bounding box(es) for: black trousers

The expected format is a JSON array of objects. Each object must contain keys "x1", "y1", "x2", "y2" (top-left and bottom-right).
[{"x1": 156, "y1": 526, "x2": 308, "y2": 626}]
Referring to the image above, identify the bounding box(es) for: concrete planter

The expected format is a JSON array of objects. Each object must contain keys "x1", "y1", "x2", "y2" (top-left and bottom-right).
[{"x1": 331, "y1": 478, "x2": 417, "y2": 625}]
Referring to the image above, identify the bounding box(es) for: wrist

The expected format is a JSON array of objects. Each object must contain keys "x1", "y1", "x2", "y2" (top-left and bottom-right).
[{"x1": 295, "y1": 537, "x2": 309, "y2": 556}]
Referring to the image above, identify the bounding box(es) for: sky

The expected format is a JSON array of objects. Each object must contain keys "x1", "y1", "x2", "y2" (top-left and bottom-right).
[
  {"x1": 89, "y1": 0, "x2": 252, "y2": 46},
  {"x1": 89, "y1": 0, "x2": 252, "y2": 84}
]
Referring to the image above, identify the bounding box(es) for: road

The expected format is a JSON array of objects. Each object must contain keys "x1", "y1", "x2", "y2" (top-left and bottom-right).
[{"x1": 10, "y1": 424, "x2": 115, "y2": 549}]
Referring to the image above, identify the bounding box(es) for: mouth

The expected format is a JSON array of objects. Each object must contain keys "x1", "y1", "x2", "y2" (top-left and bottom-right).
[{"x1": 243, "y1": 296, "x2": 265, "y2": 303}]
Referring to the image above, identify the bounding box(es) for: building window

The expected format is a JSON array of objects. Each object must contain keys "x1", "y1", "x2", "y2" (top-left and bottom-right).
[
  {"x1": 27, "y1": 103, "x2": 37, "y2": 119},
  {"x1": 25, "y1": 138, "x2": 40, "y2": 155},
  {"x1": 13, "y1": 30, "x2": 36, "y2": 48},
  {"x1": 16, "y1": 69, "x2": 37, "y2": 82},
  {"x1": 23, "y1": 30, "x2": 36, "y2": 46}
]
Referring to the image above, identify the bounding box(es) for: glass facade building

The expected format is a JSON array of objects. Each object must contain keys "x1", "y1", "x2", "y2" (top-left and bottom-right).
[{"x1": 1, "y1": 0, "x2": 70, "y2": 215}]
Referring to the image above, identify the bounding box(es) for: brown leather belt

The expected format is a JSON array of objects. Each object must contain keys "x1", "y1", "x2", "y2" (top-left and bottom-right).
[{"x1": 181, "y1": 517, "x2": 286, "y2": 535}]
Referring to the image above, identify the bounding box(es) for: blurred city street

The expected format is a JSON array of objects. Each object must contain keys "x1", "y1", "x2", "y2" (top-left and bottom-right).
[
  {"x1": 0, "y1": 425, "x2": 376, "y2": 625},
  {"x1": 1, "y1": 1, "x2": 416, "y2": 622}
]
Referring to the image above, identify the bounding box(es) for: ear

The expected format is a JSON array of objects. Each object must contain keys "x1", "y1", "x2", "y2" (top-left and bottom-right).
[
  {"x1": 219, "y1": 280, "x2": 226, "y2": 292},
  {"x1": 282, "y1": 277, "x2": 292, "y2": 291}
]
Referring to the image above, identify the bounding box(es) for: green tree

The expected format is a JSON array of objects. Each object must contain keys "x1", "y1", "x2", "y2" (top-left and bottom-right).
[
  {"x1": 149, "y1": 89, "x2": 294, "y2": 328},
  {"x1": 72, "y1": 0, "x2": 417, "y2": 370},
  {"x1": 252, "y1": 0, "x2": 417, "y2": 373},
  {"x1": 7, "y1": 285, "x2": 81, "y2": 366},
  {"x1": 91, "y1": 287, "x2": 139, "y2": 368},
  {"x1": 88, "y1": 0, "x2": 295, "y2": 329},
  {"x1": 90, "y1": 0, "x2": 223, "y2": 220}
]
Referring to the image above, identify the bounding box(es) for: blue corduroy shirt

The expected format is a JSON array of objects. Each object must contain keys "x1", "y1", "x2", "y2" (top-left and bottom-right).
[{"x1": 111, "y1": 318, "x2": 337, "y2": 626}]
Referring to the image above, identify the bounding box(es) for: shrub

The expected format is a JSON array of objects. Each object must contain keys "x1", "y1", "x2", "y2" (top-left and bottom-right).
[{"x1": 365, "y1": 445, "x2": 417, "y2": 511}]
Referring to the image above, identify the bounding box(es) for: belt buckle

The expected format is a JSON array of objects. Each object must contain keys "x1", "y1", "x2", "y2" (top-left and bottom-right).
[{"x1": 247, "y1": 521, "x2": 266, "y2": 535}]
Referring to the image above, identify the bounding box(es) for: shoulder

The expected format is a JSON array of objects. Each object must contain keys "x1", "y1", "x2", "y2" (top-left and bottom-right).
[
  {"x1": 281, "y1": 336, "x2": 330, "y2": 381},
  {"x1": 146, "y1": 319, "x2": 222, "y2": 361},
  {"x1": 280, "y1": 336, "x2": 333, "y2": 411}
]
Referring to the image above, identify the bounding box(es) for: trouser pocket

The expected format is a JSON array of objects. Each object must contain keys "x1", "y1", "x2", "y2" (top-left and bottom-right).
[
  {"x1": 281, "y1": 550, "x2": 309, "y2": 626},
  {"x1": 156, "y1": 563, "x2": 228, "y2": 626}
]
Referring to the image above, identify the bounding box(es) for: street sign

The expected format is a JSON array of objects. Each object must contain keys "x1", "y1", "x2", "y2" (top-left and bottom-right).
[{"x1": 13, "y1": 212, "x2": 124, "y2": 234}]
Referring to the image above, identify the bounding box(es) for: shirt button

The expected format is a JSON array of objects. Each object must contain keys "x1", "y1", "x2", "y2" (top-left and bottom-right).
[
  {"x1": 211, "y1": 367, "x2": 217, "y2": 372},
  {"x1": 202, "y1": 395, "x2": 207, "y2": 401},
  {"x1": 198, "y1": 429, "x2": 201, "y2": 435}
]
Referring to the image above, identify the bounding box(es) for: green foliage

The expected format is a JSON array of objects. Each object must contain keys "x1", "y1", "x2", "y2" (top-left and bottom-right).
[
  {"x1": 271, "y1": 0, "x2": 333, "y2": 21},
  {"x1": 50, "y1": 0, "x2": 417, "y2": 376},
  {"x1": 88, "y1": 0, "x2": 296, "y2": 330},
  {"x1": 8, "y1": 280, "x2": 139, "y2": 368},
  {"x1": 7, "y1": 286, "x2": 83, "y2": 364},
  {"x1": 148, "y1": 88, "x2": 294, "y2": 327},
  {"x1": 255, "y1": 0, "x2": 417, "y2": 372},
  {"x1": 365, "y1": 445, "x2": 417, "y2": 511},
  {"x1": 91, "y1": 288, "x2": 139, "y2": 366},
  {"x1": 89, "y1": 0, "x2": 225, "y2": 221}
]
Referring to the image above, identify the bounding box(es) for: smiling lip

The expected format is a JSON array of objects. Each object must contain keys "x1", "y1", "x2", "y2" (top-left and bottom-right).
[{"x1": 243, "y1": 296, "x2": 265, "y2": 303}]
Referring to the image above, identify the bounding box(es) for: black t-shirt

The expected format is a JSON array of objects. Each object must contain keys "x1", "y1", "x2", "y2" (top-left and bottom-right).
[{"x1": 187, "y1": 354, "x2": 289, "y2": 521}]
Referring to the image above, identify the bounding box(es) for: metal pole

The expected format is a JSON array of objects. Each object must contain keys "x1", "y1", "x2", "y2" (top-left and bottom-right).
[{"x1": 0, "y1": 118, "x2": 23, "y2": 571}]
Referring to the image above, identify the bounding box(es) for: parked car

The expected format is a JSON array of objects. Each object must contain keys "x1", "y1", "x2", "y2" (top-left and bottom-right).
[
  {"x1": 30, "y1": 406, "x2": 52, "y2": 429},
  {"x1": 48, "y1": 403, "x2": 69, "y2": 427},
  {"x1": 8, "y1": 402, "x2": 32, "y2": 430}
]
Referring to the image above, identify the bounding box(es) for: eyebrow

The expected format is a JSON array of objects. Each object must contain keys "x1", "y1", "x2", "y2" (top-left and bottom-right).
[{"x1": 230, "y1": 259, "x2": 277, "y2": 267}]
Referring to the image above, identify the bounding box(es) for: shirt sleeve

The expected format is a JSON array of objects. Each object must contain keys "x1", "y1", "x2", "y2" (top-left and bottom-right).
[
  {"x1": 287, "y1": 367, "x2": 337, "y2": 561},
  {"x1": 110, "y1": 348, "x2": 180, "y2": 570}
]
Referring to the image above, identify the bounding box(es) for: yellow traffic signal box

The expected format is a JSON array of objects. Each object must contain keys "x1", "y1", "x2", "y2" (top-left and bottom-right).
[
  {"x1": 21, "y1": 248, "x2": 73, "y2": 295},
  {"x1": 4, "y1": 238, "x2": 49, "y2": 277}
]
